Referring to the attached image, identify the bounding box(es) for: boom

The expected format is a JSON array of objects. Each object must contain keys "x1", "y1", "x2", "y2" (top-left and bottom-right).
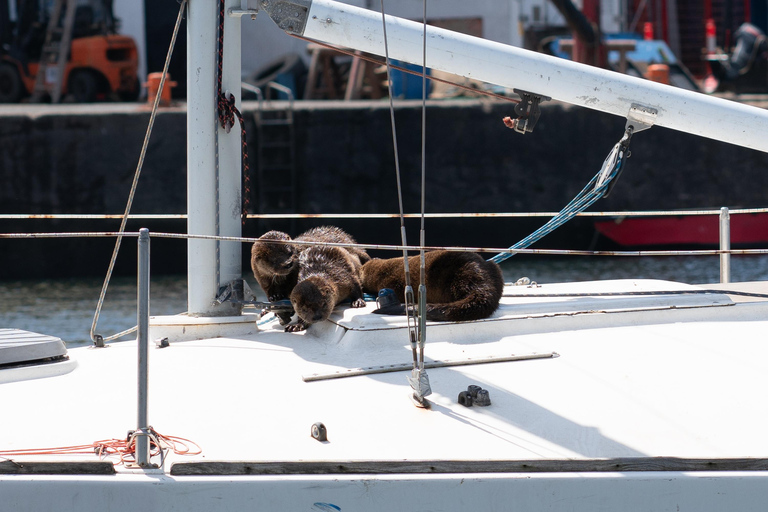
[{"x1": 261, "y1": 0, "x2": 768, "y2": 153}]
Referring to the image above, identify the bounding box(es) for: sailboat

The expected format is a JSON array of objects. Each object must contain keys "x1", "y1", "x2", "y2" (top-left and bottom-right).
[{"x1": 4, "y1": 0, "x2": 768, "y2": 510}]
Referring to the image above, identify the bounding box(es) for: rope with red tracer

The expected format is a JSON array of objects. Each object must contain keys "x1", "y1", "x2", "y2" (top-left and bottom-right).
[
  {"x1": 0, "y1": 428, "x2": 201, "y2": 467},
  {"x1": 216, "y1": 0, "x2": 252, "y2": 226}
]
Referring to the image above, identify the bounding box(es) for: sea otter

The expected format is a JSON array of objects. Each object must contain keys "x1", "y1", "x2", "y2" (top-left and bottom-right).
[
  {"x1": 286, "y1": 245, "x2": 367, "y2": 332},
  {"x1": 360, "y1": 250, "x2": 505, "y2": 322}
]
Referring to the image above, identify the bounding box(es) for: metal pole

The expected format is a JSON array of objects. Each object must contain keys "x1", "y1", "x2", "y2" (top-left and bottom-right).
[
  {"x1": 187, "y1": 0, "x2": 243, "y2": 316},
  {"x1": 720, "y1": 207, "x2": 731, "y2": 284},
  {"x1": 136, "y1": 228, "x2": 151, "y2": 467}
]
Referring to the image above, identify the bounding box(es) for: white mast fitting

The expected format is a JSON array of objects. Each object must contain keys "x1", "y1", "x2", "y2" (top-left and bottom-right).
[
  {"x1": 261, "y1": 0, "x2": 768, "y2": 154},
  {"x1": 187, "y1": 0, "x2": 244, "y2": 316}
]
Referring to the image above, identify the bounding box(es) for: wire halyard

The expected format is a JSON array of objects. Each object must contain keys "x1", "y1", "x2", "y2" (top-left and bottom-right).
[{"x1": 411, "y1": 0, "x2": 432, "y2": 406}]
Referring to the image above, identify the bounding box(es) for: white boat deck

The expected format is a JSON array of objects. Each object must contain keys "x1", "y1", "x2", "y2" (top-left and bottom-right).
[
  {"x1": 4, "y1": 278, "x2": 768, "y2": 510},
  {"x1": 3, "y1": 279, "x2": 768, "y2": 470}
]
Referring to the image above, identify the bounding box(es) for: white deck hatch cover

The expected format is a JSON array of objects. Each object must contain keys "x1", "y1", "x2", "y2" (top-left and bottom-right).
[{"x1": 0, "y1": 329, "x2": 68, "y2": 366}]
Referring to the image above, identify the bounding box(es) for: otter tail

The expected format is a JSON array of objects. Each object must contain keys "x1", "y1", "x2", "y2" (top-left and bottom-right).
[
  {"x1": 425, "y1": 258, "x2": 505, "y2": 321},
  {"x1": 373, "y1": 287, "x2": 504, "y2": 322},
  {"x1": 371, "y1": 255, "x2": 505, "y2": 322},
  {"x1": 423, "y1": 292, "x2": 501, "y2": 321},
  {"x1": 372, "y1": 295, "x2": 501, "y2": 321}
]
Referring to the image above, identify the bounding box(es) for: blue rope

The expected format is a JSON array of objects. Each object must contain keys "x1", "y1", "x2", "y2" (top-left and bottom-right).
[{"x1": 489, "y1": 129, "x2": 632, "y2": 265}]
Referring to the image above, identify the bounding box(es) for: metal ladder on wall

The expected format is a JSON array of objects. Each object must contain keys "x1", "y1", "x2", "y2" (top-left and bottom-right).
[
  {"x1": 247, "y1": 82, "x2": 298, "y2": 233},
  {"x1": 31, "y1": 0, "x2": 77, "y2": 103}
]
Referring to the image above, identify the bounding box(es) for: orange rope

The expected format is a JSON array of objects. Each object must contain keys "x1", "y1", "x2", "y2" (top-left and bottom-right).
[{"x1": 0, "y1": 429, "x2": 201, "y2": 466}]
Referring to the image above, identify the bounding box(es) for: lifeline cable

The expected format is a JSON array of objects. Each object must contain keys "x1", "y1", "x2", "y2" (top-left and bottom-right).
[
  {"x1": 489, "y1": 126, "x2": 634, "y2": 265},
  {"x1": 89, "y1": 0, "x2": 187, "y2": 346},
  {"x1": 9, "y1": 230, "x2": 768, "y2": 257},
  {"x1": 8, "y1": 207, "x2": 768, "y2": 221}
]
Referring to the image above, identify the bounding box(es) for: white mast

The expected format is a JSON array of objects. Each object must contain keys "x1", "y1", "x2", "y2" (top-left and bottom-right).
[
  {"x1": 261, "y1": 0, "x2": 768, "y2": 154},
  {"x1": 186, "y1": 0, "x2": 244, "y2": 316}
]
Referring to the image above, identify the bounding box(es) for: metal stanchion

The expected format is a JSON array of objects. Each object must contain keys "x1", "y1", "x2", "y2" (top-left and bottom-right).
[
  {"x1": 136, "y1": 228, "x2": 151, "y2": 466},
  {"x1": 720, "y1": 207, "x2": 731, "y2": 283}
]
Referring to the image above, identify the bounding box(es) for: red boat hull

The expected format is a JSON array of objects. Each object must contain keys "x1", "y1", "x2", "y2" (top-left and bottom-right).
[{"x1": 594, "y1": 213, "x2": 768, "y2": 247}]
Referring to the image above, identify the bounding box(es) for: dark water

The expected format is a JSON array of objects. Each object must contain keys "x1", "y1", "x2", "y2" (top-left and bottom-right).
[{"x1": 3, "y1": 254, "x2": 768, "y2": 348}]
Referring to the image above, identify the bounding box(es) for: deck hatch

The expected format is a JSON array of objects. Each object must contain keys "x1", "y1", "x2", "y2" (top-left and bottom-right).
[{"x1": 0, "y1": 329, "x2": 68, "y2": 367}]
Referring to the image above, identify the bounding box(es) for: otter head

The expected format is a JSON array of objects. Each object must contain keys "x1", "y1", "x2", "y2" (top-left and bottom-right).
[
  {"x1": 290, "y1": 276, "x2": 335, "y2": 325},
  {"x1": 359, "y1": 258, "x2": 383, "y2": 293},
  {"x1": 252, "y1": 230, "x2": 297, "y2": 277}
]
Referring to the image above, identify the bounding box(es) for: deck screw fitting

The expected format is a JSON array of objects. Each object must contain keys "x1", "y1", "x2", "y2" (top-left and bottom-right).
[
  {"x1": 311, "y1": 422, "x2": 328, "y2": 442},
  {"x1": 474, "y1": 389, "x2": 492, "y2": 407},
  {"x1": 459, "y1": 385, "x2": 492, "y2": 407}
]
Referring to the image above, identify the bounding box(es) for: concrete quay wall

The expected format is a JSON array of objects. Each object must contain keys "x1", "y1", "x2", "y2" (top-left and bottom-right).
[{"x1": 1, "y1": 100, "x2": 767, "y2": 279}]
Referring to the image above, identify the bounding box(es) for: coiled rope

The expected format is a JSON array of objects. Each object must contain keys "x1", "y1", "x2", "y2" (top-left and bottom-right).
[
  {"x1": 489, "y1": 126, "x2": 634, "y2": 264},
  {"x1": 0, "y1": 427, "x2": 201, "y2": 467}
]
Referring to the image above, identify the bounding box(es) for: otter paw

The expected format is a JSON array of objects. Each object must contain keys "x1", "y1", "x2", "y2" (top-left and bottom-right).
[
  {"x1": 268, "y1": 294, "x2": 285, "y2": 302},
  {"x1": 276, "y1": 312, "x2": 293, "y2": 326},
  {"x1": 351, "y1": 298, "x2": 366, "y2": 308},
  {"x1": 285, "y1": 323, "x2": 308, "y2": 333}
]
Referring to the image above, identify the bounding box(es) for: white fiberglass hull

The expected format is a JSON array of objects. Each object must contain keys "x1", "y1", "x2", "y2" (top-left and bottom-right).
[{"x1": 5, "y1": 472, "x2": 768, "y2": 512}]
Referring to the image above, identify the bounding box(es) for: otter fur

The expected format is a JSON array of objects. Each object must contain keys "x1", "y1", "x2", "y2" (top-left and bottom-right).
[
  {"x1": 360, "y1": 250, "x2": 504, "y2": 322},
  {"x1": 250, "y1": 226, "x2": 370, "y2": 301},
  {"x1": 294, "y1": 226, "x2": 371, "y2": 266},
  {"x1": 250, "y1": 230, "x2": 298, "y2": 303},
  {"x1": 286, "y1": 245, "x2": 367, "y2": 332}
]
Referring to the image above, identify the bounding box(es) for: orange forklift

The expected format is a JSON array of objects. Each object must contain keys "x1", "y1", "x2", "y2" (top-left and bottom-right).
[{"x1": 0, "y1": 0, "x2": 139, "y2": 102}]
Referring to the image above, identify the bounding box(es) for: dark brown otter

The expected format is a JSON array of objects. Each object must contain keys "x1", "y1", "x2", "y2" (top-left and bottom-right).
[
  {"x1": 250, "y1": 230, "x2": 298, "y2": 303},
  {"x1": 360, "y1": 250, "x2": 505, "y2": 322},
  {"x1": 286, "y1": 245, "x2": 367, "y2": 332},
  {"x1": 250, "y1": 226, "x2": 370, "y2": 302},
  {"x1": 294, "y1": 226, "x2": 371, "y2": 265}
]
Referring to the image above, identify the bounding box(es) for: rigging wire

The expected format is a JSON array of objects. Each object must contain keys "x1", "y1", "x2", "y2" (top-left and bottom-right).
[
  {"x1": 418, "y1": 0, "x2": 428, "y2": 359},
  {"x1": 378, "y1": 0, "x2": 420, "y2": 372},
  {"x1": 412, "y1": 0, "x2": 431, "y2": 400},
  {"x1": 88, "y1": 0, "x2": 187, "y2": 347}
]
